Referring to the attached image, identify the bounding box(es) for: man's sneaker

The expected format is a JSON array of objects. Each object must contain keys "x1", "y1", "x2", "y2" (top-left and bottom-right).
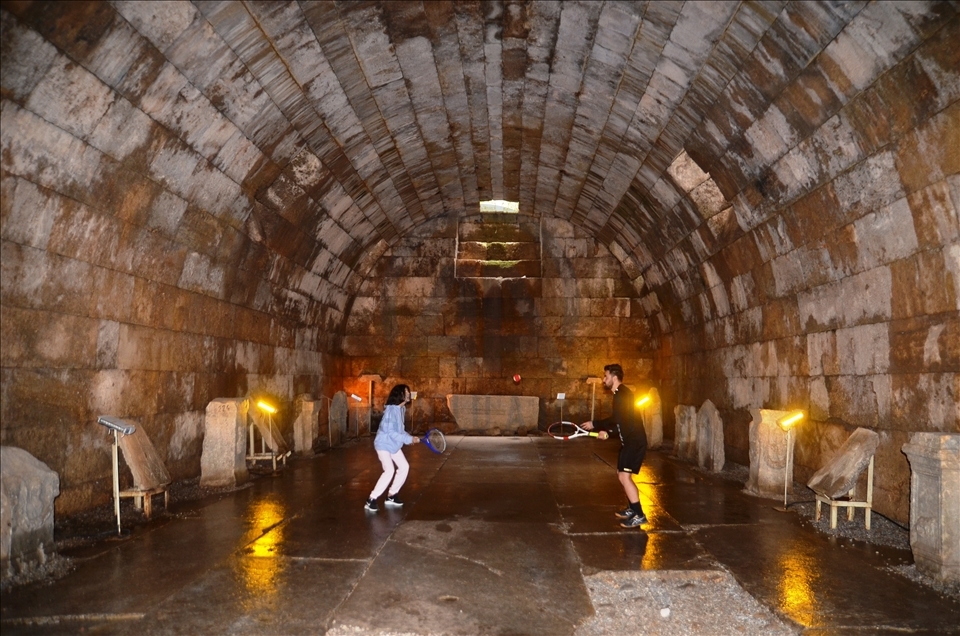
[
  {"x1": 619, "y1": 513, "x2": 647, "y2": 528},
  {"x1": 364, "y1": 498, "x2": 379, "y2": 512},
  {"x1": 615, "y1": 507, "x2": 636, "y2": 519},
  {"x1": 385, "y1": 494, "x2": 403, "y2": 508}
]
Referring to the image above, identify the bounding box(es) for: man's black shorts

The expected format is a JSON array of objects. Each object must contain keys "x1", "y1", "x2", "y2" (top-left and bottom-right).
[{"x1": 617, "y1": 444, "x2": 646, "y2": 474}]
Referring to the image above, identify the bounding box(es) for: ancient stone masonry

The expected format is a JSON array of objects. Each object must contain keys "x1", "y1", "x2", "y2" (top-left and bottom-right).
[
  {"x1": 745, "y1": 409, "x2": 798, "y2": 501},
  {"x1": 674, "y1": 405, "x2": 698, "y2": 463},
  {"x1": 293, "y1": 394, "x2": 319, "y2": 454},
  {"x1": 0, "y1": 447, "x2": 59, "y2": 580},
  {"x1": 200, "y1": 398, "x2": 249, "y2": 489},
  {"x1": 903, "y1": 433, "x2": 960, "y2": 583},
  {"x1": 697, "y1": 399, "x2": 725, "y2": 472},
  {"x1": 0, "y1": 2, "x2": 956, "y2": 524}
]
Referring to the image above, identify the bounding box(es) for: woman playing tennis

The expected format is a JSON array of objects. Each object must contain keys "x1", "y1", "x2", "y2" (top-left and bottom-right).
[{"x1": 365, "y1": 384, "x2": 420, "y2": 513}]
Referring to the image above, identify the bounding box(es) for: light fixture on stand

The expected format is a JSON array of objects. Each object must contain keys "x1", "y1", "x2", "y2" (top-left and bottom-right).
[
  {"x1": 249, "y1": 399, "x2": 289, "y2": 472},
  {"x1": 774, "y1": 410, "x2": 805, "y2": 512},
  {"x1": 97, "y1": 416, "x2": 136, "y2": 537}
]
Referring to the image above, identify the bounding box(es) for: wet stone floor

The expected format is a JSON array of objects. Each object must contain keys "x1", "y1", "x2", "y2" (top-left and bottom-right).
[{"x1": 2, "y1": 437, "x2": 958, "y2": 635}]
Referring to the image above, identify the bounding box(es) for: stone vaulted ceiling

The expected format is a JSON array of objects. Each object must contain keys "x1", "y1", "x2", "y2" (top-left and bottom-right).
[{"x1": 5, "y1": 0, "x2": 956, "y2": 335}]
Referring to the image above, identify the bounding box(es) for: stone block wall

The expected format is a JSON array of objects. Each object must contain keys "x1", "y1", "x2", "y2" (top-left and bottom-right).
[
  {"x1": 640, "y1": 7, "x2": 959, "y2": 523},
  {"x1": 0, "y1": 4, "x2": 347, "y2": 514},
  {"x1": 343, "y1": 215, "x2": 654, "y2": 431}
]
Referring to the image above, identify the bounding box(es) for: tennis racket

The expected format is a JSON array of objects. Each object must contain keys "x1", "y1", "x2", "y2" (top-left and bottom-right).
[
  {"x1": 547, "y1": 421, "x2": 600, "y2": 440},
  {"x1": 421, "y1": 428, "x2": 446, "y2": 454}
]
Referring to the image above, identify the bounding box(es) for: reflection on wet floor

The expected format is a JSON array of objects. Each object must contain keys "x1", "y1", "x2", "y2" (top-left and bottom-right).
[{"x1": 1, "y1": 437, "x2": 958, "y2": 635}]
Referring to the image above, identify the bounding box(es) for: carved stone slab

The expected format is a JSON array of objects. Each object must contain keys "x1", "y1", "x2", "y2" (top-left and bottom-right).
[
  {"x1": 1, "y1": 447, "x2": 59, "y2": 579},
  {"x1": 447, "y1": 394, "x2": 540, "y2": 432},
  {"x1": 697, "y1": 399, "x2": 725, "y2": 472},
  {"x1": 201, "y1": 398, "x2": 249, "y2": 488},
  {"x1": 903, "y1": 433, "x2": 960, "y2": 582},
  {"x1": 293, "y1": 394, "x2": 317, "y2": 454},
  {"x1": 807, "y1": 428, "x2": 879, "y2": 499},
  {"x1": 744, "y1": 409, "x2": 794, "y2": 500},
  {"x1": 331, "y1": 391, "x2": 349, "y2": 442},
  {"x1": 674, "y1": 404, "x2": 698, "y2": 462},
  {"x1": 118, "y1": 424, "x2": 172, "y2": 490}
]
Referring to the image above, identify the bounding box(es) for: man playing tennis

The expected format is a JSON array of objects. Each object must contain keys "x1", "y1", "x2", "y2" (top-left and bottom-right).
[{"x1": 581, "y1": 363, "x2": 648, "y2": 528}]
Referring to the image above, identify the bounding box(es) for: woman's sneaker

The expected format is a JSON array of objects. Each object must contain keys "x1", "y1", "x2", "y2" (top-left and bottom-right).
[
  {"x1": 385, "y1": 494, "x2": 403, "y2": 508},
  {"x1": 364, "y1": 498, "x2": 379, "y2": 512},
  {"x1": 615, "y1": 507, "x2": 636, "y2": 519},
  {"x1": 619, "y1": 513, "x2": 647, "y2": 528}
]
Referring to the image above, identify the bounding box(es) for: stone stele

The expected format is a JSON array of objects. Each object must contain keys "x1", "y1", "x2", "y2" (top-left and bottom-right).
[
  {"x1": 1, "y1": 446, "x2": 60, "y2": 579},
  {"x1": 697, "y1": 399, "x2": 725, "y2": 472},
  {"x1": 331, "y1": 391, "x2": 349, "y2": 443},
  {"x1": 201, "y1": 398, "x2": 249, "y2": 488},
  {"x1": 294, "y1": 394, "x2": 318, "y2": 454},
  {"x1": 117, "y1": 424, "x2": 172, "y2": 491},
  {"x1": 744, "y1": 409, "x2": 795, "y2": 500},
  {"x1": 447, "y1": 394, "x2": 540, "y2": 433},
  {"x1": 674, "y1": 404, "x2": 698, "y2": 462},
  {"x1": 807, "y1": 427, "x2": 879, "y2": 499},
  {"x1": 902, "y1": 433, "x2": 959, "y2": 583}
]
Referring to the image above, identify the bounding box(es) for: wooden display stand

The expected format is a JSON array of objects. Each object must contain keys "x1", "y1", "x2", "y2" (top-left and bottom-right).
[
  {"x1": 815, "y1": 455, "x2": 874, "y2": 530},
  {"x1": 117, "y1": 424, "x2": 172, "y2": 520},
  {"x1": 119, "y1": 486, "x2": 170, "y2": 519},
  {"x1": 99, "y1": 416, "x2": 172, "y2": 531},
  {"x1": 247, "y1": 410, "x2": 291, "y2": 472}
]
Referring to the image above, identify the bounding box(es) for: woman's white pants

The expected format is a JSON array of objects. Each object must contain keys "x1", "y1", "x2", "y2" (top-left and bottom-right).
[{"x1": 370, "y1": 449, "x2": 409, "y2": 499}]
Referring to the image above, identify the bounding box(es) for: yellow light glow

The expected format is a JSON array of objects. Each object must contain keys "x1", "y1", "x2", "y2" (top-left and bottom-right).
[
  {"x1": 238, "y1": 499, "x2": 286, "y2": 600},
  {"x1": 778, "y1": 410, "x2": 804, "y2": 431},
  {"x1": 776, "y1": 546, "x2": 818, "y2": 626},
  {"x1": 256, "y1": 400, "x2": 277, "y2": 414},
  {"x1": 636, "y1": 394, "x2": 652, "y2": 408}
]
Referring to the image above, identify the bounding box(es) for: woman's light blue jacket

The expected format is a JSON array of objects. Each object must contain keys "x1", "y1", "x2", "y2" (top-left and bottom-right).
[{"x1": 373, "y1": 404, "x2": 415, "y2": 453}]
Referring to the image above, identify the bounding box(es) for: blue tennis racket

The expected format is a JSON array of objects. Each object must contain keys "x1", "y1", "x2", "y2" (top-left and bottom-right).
[{"x1": 421, "y1": 428, "x2": 446, "y2": 454}]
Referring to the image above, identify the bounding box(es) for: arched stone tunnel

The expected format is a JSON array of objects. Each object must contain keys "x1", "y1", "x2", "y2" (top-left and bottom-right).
[{"x1": 1, "y1": 0, "x2": 957, "y2": 527}]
